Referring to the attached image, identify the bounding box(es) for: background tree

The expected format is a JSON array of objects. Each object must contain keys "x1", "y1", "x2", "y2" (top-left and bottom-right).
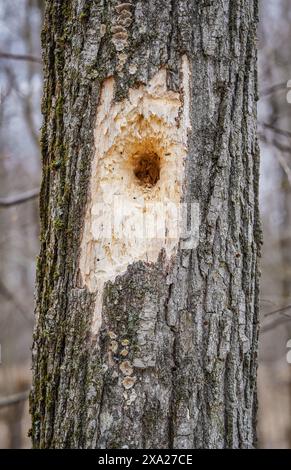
[
  {"x1": 30, "y1": 0, "x2": 261, "y2": 449},
  {"x1": 258, "y1": 0, "x2": 291, "y2": 448},
  {"x1": 0, "y1": 0, "x2": 43, "y2": 448}
]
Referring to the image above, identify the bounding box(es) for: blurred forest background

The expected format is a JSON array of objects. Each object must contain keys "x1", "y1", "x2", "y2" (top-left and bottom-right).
[{"x1": 0, "y1": 0, "x2": 291, "y2": 448}]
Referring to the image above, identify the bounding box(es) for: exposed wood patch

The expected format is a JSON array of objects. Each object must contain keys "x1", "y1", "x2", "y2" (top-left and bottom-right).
[{"x1": 80, "y1": 56, "x2": 191, "y2": 334}]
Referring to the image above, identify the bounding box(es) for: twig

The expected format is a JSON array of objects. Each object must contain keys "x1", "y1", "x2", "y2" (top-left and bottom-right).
[
  {"x1": 259, "y1": 132, "x2": 291, "y2": 154},
  {"x1": 261, "y1": 302, "x2": 291, "y2": 334},
  {"x1": 0, "y1": 52, "x2": 41, "y2": 64},
  {"x1": 0, "y1": 188, "x2": 39, "y2": 207},
  {"x1": 276, "y1": 150, "x2": 291, "y2": 187},
  {"x1": 260, "y1": 82, "x2": 287, "y2": 98},
  {"x1": 0, "y1": 390, "x2": 30, "y2": 408},
  {"x1": 261, "y1": 315, "x2": 291, "y2": 334},
  {"x1": 0, "y1": 279, "x2": 33, "y2": 324},
  {"x1": 264, "y1": 303, "x2": 291, "y2": 318},
  {"x1": 259, "y1": 122, "x2": 291, "y2": 139}
]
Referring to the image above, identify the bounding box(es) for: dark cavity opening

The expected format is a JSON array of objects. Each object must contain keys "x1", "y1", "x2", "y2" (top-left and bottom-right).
[{"x1": 133, "y1": 152, "x2": 160, "y2": 187}]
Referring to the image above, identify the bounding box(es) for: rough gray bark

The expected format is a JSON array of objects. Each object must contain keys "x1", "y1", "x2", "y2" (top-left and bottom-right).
[{"x1": 31, "y1": 0, "x2": 261, "y2": 449}]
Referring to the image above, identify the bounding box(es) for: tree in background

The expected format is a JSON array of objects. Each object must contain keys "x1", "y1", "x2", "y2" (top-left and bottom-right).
[
  {"x1": 258, "y1": 0, "x2": 291, "y2": 449},
  {"x1": 0, "y1": 0, "x2": 43, "y2": 449}
]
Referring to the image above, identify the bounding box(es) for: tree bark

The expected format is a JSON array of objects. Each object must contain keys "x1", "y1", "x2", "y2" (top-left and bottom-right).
[{"x1": 31, "y1": 0, "x2": 261, "y2": 449}]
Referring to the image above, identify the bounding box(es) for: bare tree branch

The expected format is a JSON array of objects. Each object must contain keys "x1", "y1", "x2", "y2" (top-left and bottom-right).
[
  {"x1": 261, "y1": 315, "x2": 291, "y2": 334},
  {"x1": 259, "y1": 121, "x2": 291, "y2": 139},
  {"x1": 21, "y1": 4, "x2": 42, "y2": 147},
  {"x1": 259, "y1": 132, "x2": 291, "y2": 186},
  {"x1": 0, "y1": 188, "x2": 39, "y2": 207},
  {"x1": 259, "y1": 133, "x2": 291, "y2": 154},
  {"x1": 261, "y1": 303, "x2": 291, "y2": 334},
  {"x1": 264, "y1": 303, "x2": 291, "y2": 318},
  {"x1": 0, "y1": 51, "x2": 41, "y2": 64},
  {"x1": 0, "y1": 390, "x2": 30, "y2": 408},
  {"x1": 260, "y1": 82, "x2": 287, "y2": 98},
  {"x1": 276, "y1": 150, "x2": 291, "y2": 187},
  {"x1": 0, "y1": 279, "x2": 33, "y2": 324}
]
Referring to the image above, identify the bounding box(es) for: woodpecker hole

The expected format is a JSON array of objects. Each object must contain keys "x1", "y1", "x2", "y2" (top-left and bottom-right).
[{"x1": 133, "y1": 152, "x2": 160, "y2": 188}]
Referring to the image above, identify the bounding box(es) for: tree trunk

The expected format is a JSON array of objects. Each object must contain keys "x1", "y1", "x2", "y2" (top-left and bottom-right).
[{"x1": 31, "y1": 0, "x2": 261, "y2": 449}]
